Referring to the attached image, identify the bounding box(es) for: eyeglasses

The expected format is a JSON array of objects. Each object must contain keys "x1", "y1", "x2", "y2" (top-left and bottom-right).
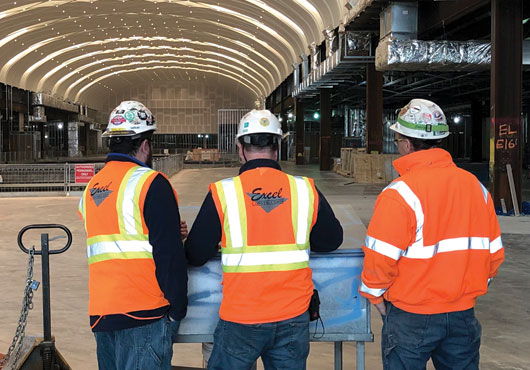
[{"x1": 394, "y1": 138, "x2": 406, "y2": 144}]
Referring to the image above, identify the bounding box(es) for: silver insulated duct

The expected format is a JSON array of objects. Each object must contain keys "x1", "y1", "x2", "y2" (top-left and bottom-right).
[
  {"x1": 376, "y1": 37, "x2": 491, "y2": 71},
  {"x1": 375, "y1": 2, "x2": 492, "y2": 72}
]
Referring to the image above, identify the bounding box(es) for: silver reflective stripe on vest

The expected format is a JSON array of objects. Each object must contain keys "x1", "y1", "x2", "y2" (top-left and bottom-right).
[
  {"x1": 490, "y1": 236, "x2": 503, "y2": 253},
  {"x1": 222, "y1": 249, "x2": 310, "y2": 266},
  {"x1": 365, "y1": 236, "x2": 403, "y2": 261},
  {"x1": 360, "y1": 282, "x2": 387, "y2": 297},
  {"x1": 221, "y1": 178, "x2": 244, "y2": 248},
  {"x1": 403, "y1": 236, "x2": 491, "y2": 259},
  {"x1": 384, "y1": 181, "x2": 424, "y2": 249},
  {"x1": 88, "y1": 240, "x2": 153, "y2": 257},
  {"x1": 479, "y1": 182, "x2": 489, "y2": 204},
  {"x1": 293, "y1": 176, "x2": 310, "y2": 245},
  {"x1": 383, "y1": 180, "x2": 499, "y2": 260},
  {"x1": 122, "y1": 167, "x2": 151, "y2": 235}
]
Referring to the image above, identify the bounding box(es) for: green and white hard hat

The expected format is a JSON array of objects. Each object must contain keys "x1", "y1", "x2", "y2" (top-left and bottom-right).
[
  {"x1": 103, "y1": 100, "x2": 157, "y2": 138},
  {"x1": 390, "y1": 99, "x2": 449, "y2": 139}
]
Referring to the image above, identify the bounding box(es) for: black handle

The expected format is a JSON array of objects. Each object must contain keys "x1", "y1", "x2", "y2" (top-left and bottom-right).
[{"x1": 17, "y1": 224, "x2": 72, "y2": 255}]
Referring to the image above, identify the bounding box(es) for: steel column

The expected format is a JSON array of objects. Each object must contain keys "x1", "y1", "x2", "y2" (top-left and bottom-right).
[
  {"x1": 84, "y1": 123, "x2": 90, "y2": 156},
  {"x1": 366, "y1": 64, "x2": 383, "y2": 153},
  {"x1": 320, "y1": 89, "x2": 331, "y2": 171},
  {"x1": 280, "y1": 86, "x2": 288, "y2": 161},
  {"x1": 471, "y1": 100, "x2": 483, "y2": 162},
  {"x1": 295, "y1": 99, "x2": 305, "y2": 165},
  {"x1": 490, "y1": 0, "x2": 523, "y2": 212}
]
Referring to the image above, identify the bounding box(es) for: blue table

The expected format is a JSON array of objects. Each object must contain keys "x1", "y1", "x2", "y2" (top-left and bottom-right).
[{"x1": 175, "y1": 249, "x2": 373, "y2": 369}]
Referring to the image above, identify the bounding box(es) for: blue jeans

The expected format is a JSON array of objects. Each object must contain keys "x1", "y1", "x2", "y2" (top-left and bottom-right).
[
  {"x1": 208, "y1": 311, "x2": 310, "y2": 370},
  {"x1": 94, "y1": 316, "x2": 180, "y2": 370},
  {"x1": 381, "y1": 302, "x2": 481, "y2": 370}
]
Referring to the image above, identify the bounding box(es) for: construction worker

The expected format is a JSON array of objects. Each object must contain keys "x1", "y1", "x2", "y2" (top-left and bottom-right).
[
  {"x1": 360, "y1": 99, "x2": 504, "y2": 370},
  {"x1": 78, "y1": 101, "x2": 187, "y2": 370},
  {"x1": 185, "y1": 109, "x2": 343, "y2": 370}
]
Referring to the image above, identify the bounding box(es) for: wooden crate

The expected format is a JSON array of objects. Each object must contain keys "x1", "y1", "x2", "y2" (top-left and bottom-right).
[
  {"x1": 351, "y1": 153, "x2": 400, "y2": 184},
  {"x1": 353, "y1": 154, "x2": 372, "y2": 183},
  {"x1": 192, "y1": 148, "x2": 220, "y2": 162},
  {"x1": 338, "y1": 148, "x2": 355, "y2": 177}
]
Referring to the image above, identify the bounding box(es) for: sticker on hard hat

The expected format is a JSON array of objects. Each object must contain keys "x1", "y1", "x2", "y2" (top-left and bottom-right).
[
  {"x1": 115, "y1": 109, "x2": 125, "y2": 114},
  {"x1": 244, "y1": 122, "x2": 249, "y2": 128},
  {"x1": 433, "y1": 111, "x2": 444, "y2": 121},
  {"x1": 124, "y1": 111, "x2": 136, "y2": 122},
  {"x1": 111, "y1": 115, "x2": 126, "y2": 125},
  {"x1": 138, "y1": 110, "x2": 148, "y2": 120},
  {"x1": 423, "y1": 113, "x2": 432, "y2": 123},
  {"x1": 410, "y1": 105, "x2": 421, "y2": 114},
  {"x1": 260, "y1": 118, "x2": 269, "y2": 127}
]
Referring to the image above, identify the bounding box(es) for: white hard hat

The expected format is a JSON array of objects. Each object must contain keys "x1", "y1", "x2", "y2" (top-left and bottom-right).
[
  {"x1": 390, "y1": 99, "x2": 449, "y2": 139},
  {"x1": 236, "y1": 109, "x2": 282, "y2": 140},
  {"x1": 103, "y1": 100, "x2": 157, "y2": 137}
]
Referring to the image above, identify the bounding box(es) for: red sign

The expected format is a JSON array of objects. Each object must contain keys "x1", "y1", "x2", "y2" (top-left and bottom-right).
[{"x1": 75, "y1": 164, "x2": 95, "y2": 184}]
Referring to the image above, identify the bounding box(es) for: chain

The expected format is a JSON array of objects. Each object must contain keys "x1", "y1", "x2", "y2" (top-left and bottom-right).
[{"x1": 0, "y1": 247, "x2": 36, "y2": 370}]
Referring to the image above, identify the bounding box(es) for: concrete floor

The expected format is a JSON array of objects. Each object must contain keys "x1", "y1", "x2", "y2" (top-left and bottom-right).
[{"x1": 0, "y1": 161, "x2": 529, "y2": 369}]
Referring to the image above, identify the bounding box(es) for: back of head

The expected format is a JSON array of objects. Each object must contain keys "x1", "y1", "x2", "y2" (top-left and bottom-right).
[
  {"x1": 390, "y1": 98, "x2": 449, "y2": 151},
  {"x1": 236, "y1": 109, "x2": 283, "y2": 155},
  {"x1": 103, "y1": 100, "x2": 157, "y2": 155}
]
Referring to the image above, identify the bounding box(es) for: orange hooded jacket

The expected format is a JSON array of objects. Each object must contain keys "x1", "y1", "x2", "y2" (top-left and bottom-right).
[{"x1": 360, "y1": 148, "x2": 504, "y2": 314}]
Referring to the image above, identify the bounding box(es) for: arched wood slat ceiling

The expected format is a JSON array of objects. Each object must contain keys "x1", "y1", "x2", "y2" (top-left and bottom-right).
[{"x1": 0, "y1": 0, "x2": 346, "y2": 109}]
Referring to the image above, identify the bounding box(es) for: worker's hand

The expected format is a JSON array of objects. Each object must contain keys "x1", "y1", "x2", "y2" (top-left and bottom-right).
[
  {"x1": 180, "y1": 220, "x2": 188, "y2": 241},
  {"x1": 375, "y1": 301, "x2": 386, "y2": 316}
]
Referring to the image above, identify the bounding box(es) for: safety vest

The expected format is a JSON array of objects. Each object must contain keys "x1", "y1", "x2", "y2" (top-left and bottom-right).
[
  {"x1": 210, "y1": 167, "x2": 319, "y2": 324},
  {"x1": 78, "y1": 160, "x2": 172, "y2": 318},
  {"x1": 360, "y1": 149, "x2": 504, "y2": 314}
]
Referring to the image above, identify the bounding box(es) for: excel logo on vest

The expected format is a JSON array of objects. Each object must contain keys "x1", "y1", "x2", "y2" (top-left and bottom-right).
[
  {"x1": 246, "y1": 187, "x2": 288, "y2": 213},
  {"x1": 90, "y1": 182, "x2": 113, "y2": 206}
]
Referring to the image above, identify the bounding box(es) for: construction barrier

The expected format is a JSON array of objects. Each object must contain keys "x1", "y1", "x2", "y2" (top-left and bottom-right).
[
  {"x1": 0, "y1": 155, "x2": 183, "y2": 195},
  {"x1": 175, "y1": 249, "x2": 373, "y2": 370}
]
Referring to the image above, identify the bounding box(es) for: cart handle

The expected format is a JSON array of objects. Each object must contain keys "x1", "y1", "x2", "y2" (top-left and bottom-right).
[{"x1": 17, "y1": 224, "x2": 72, "y2": 255}]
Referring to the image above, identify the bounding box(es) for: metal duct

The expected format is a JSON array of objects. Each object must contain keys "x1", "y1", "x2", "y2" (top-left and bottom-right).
[
  {"x1": 29, "y1": 105, "x2": 47, "y2": 123},
  {"x1": 31, "y1": 92, "x2": 79, "y2": 113},
  {"x1": 345, "y1": 32, "x2": 372, "y2": 56},
  {"x1": 376, "y1": 36, "x2": 491, "y2": 71}
]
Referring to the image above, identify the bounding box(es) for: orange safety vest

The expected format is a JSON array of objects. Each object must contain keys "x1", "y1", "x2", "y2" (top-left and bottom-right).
[
  {"x1": 210, "y1": 167, "x2": 319, "y2": 324},
  {"x1": 78, "y1": 160, "x2": 173, "y2": 318},
  {"x1": 360, "y1": 149, "x2": 504, "y2": 314}
]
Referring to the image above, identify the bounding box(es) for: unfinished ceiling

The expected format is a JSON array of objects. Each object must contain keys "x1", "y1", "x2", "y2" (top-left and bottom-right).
[{"x1": 0, "y1": 0, "x2": 347, "y2": 109}]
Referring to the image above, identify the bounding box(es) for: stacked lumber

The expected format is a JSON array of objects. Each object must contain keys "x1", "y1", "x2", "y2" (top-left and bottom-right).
[
  {"x1": 336, "y1": 148, "x2": 399, "y2": 184},
  {"x1": 191, "y1": 148, "x2": 220, "y2": 162}
]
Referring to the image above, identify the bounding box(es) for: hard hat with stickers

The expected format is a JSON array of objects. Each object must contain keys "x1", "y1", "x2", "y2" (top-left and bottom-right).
[
  {"x1": 103, "y1": 100, "x2": 157, "y2": 137},
  {"x1": 236, "y1": 109, "x2": 283, "y2": 141},
  {"x1": 390, "y1": 99, "x2": 449, "y2": 140}
]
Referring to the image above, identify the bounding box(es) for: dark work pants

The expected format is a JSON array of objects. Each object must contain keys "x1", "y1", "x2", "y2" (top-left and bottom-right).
[{"x1": 381, "y1": 302, "x2": 481, "y2": 370}]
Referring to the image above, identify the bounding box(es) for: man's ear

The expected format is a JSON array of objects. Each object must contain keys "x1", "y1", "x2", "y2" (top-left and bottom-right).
[{"x1": 140, "y1": 139, "x2": 150, "y2": 154}]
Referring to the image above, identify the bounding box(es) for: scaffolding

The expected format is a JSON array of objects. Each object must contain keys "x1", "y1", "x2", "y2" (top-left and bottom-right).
[{"x1": 217, "y1": 109, "x2": 250, "y2": 153}]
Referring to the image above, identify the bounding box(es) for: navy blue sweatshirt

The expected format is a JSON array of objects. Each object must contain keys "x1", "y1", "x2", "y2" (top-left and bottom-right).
[
  {"x1": 90, "y1": 153, "x2": 188, "y2": 331},
  {"x1": 185, "y1": 159, "x2": 343, "y2": 266}
]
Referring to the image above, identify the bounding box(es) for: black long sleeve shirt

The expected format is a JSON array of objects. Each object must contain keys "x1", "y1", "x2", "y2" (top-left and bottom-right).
[
  {"x1": 90, "y1": 153, "x2": 187, "y2": 331},
  {"x1": 185, "y1": 159, "x2": 343, "y2": 266}
]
